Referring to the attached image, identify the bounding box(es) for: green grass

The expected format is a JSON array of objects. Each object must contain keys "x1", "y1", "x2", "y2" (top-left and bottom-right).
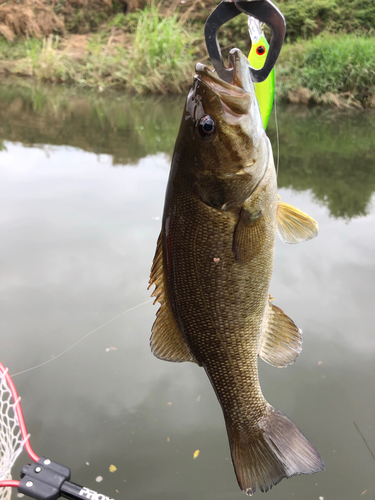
[
  {"x1": 1, "y1": 3, "x2": 375, "y2": 99},
  {"x1": 107, "y1": 11, "x2": 139, "y2": 32},
  {"x1": 277, "y1": 33, "x2": 375, "y2": 104},
  {"x1": 0, "y1": 38, "x2": 43, "y2": 60},
  {"x1": 275, "y1": 0, "x2": 375, "y2": 41},
  {"x1": 1, "y1": 4, "x2": 196, "y2": 93},
  {"x1": 124, "y1": 4, "x2": 196, "y2": 92}
]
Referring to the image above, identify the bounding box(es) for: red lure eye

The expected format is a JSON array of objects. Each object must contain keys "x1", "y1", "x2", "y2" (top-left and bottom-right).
[{"x1": 256, "y1": 45, "x2": 266, "y2": 56}]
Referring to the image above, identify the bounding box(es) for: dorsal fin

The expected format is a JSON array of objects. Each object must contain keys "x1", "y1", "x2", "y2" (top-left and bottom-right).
[
  {"x1": 148, "y1": 232, "x2": 196, "y2": 364},
  {"x1": 259, "y1": 301, "x2": 302, "y2": 367},
  {"x1": 277, "y1": 200, "x2": 318, "y2": 244}
]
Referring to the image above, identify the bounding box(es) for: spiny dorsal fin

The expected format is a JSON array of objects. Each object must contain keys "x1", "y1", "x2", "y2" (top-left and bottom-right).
[
  {"x1": 276, "y1": 200, "x2": 318, "y2": 244},
  {"x1": 259, "y1": 301, "x2": 302, "y2": 367},
  {"x1": 233, "y1": 207, "x2": 266, "y2": 263},
  {"x1": 148, "y1": 232, "x2": 196, "y2": 364}
]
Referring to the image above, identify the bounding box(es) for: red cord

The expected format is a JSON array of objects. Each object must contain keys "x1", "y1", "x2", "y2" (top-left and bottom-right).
[
  {"x1": 0, "y1": 362, "x2": 40, "y2": 463},
  {"x1": 0, "y1": 480, "x2": 20, "y2": 488}
]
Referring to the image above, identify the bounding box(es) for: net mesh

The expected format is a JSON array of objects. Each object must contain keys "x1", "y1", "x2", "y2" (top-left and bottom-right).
[{"x1": 0, "y1": 368, "x2": 24, "y2": 483}]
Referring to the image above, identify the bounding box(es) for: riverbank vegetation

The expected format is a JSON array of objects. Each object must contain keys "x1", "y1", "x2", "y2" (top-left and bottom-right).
[
  {"x1": 0, "y1": 0, "x2": 375, "y2": 105},
  {"x1": 277, "y1": 33, "x2": 375, "y2": 107}
]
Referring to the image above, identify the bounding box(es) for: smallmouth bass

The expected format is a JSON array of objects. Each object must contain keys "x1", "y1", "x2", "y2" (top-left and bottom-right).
[{"x1": 149, "y1": 48, "x2": 324, "y2": 495}]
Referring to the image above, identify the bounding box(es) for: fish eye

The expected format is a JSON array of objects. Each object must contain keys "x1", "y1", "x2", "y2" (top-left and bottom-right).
[
  {"x1": 256, "y1": 45, "x2": 266, "y2": 56},
  {"x1": 198, "y1": 115, "x2": 216, "y2": 139}
]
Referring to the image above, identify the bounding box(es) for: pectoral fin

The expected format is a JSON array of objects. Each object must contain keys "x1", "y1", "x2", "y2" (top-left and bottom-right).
[
  {"x1": 148, "y1": 232, "x2": 196, "y2": 364},
  {"x1": 233, "y1": 207, "x2": 266, "y2": 263},
  {"x1": 259, "y1": 301, "x2": 302, "y2": 367},
  {"x1": 277, "y1": 200, "x2": 318, "y2": 244}
]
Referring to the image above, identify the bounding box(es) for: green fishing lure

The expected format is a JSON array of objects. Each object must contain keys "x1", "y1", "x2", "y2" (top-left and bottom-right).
[{"x1": 248, "y1": 18, "x2": 275, "y2": 129}]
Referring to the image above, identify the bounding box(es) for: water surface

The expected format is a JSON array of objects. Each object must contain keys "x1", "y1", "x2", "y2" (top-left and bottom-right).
[{"x1": 1, "y1": 82, "x2": 374, "y2": 500}]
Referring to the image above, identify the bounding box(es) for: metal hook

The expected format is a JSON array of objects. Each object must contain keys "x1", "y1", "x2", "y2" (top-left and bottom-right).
[{"x1": 204, "y1": 0, "x2": 286, "y2": 83}]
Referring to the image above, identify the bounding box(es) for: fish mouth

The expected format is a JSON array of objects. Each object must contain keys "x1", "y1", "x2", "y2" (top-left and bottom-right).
[{"x1": 195, "y1": 48, "x2": 254, "y2": 115}]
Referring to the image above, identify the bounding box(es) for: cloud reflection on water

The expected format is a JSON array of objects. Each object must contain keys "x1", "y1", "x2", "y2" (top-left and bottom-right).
[{"x1": 1, "y1": 108, "x2": 374, "y2": 500}]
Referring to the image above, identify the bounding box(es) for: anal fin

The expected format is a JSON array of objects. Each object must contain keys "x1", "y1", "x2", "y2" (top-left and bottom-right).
[
  {"x1": 148, "y1": 232, "x2": 196, "y2": 364},
  {"x1": 259, "y1": 301, "x2": 302, "y2": 367}
]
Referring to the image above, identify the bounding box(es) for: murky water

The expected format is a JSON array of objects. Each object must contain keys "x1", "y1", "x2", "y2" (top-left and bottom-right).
[{"x1": 1, "y1": 81, "x2": 374, "y2": 500}]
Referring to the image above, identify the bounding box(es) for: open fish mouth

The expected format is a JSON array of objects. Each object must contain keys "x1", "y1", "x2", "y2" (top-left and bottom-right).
[{"x1": 195, "y1": 48, "x2": 255, "y2": 115}]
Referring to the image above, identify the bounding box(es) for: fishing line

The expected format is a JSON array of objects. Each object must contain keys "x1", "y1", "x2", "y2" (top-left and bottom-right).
[
  {"x1": 11, "y1": 299, "x2": 153, "y2": 378},
  {"x1": 274, "y1": 67, "x2": 280, "y2": 178},
  {"x1": 354, "y1": 421, "x2": 375, "y2": 462}
]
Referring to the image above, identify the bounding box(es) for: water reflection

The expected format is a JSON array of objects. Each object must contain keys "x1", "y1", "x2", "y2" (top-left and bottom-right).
[
  {"x1": 0, "y1": 80, "x2": 184, "y2": 165},
  {"x1": 0, "y1": 82, "x2": 375, "y2": 500},
  {"x1": 268, "y1": 107, "x2": 375, "y2": 220},
  {"x1": 1, "y1": 80, "x2": 375, "y2": 220}
]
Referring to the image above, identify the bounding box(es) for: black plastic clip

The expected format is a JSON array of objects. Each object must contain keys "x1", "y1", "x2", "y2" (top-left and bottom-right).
[
  {"x1": 18, "y1": 458, "x2": 115, "y2": 500},
  {"x1": 19, "y1": 457, "x2": 71, "y2": 500},
  {"x1": 204, "y1": 0, "x2": 286, "y2": 83}
]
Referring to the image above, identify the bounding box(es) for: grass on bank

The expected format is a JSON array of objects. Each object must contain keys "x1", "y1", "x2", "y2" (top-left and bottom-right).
[
  {"x1": 0, "y1": 37, "x2": 43, "y2": 60},
  {"x1": 277, "y1": 33, "x2": 375, "y2": 106},
  {"x1": 276, "y1": 0, "x2": 375, "y2": 42},
  {"x1": 1, "y1": 3, "x2": 375, "y2": 102},
  {"x1": 0, "y1": 4, "x2": 197, "y2": 93}
]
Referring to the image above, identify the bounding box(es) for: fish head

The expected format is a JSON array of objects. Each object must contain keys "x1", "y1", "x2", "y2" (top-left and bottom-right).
[{"x1": 179, "y1": 48, "x2": 269, "y2": 209}]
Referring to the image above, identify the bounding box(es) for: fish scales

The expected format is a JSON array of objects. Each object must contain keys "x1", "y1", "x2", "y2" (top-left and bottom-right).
[
  {"x1": 165, "y1": 167, "x2": 276, "y2": 413},
  {"x1": 149, "y1": 49, "x2": 324, "y2": 495}
]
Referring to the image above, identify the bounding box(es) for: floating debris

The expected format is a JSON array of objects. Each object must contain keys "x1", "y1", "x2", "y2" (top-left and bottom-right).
[
  {"x1": 95, "y1": 476, "x2": 103, "y2": 483},
  {"x1": 197, "y1": 395, "x2": 201, "y2": 402},
  {"x1": 318, "y1": 361, "x2": 322, "y2": 366},
  {"x1": 109, "y1": 465, "x2": 117, "y2": 473},
  {"x1": 167, "y1": 437, "x2": 170, "y2": 442},
  {"x1": 193, "y1": 450, "x2": 200, "y2": 459}
]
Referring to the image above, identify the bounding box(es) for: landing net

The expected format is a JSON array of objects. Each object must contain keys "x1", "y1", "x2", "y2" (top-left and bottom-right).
[
  {"x1": 0, "y1": 367, "x2": 24, "y2": 481},
  {"x1": 0, "y1": 363, "x2": 34, "y2": 500}
]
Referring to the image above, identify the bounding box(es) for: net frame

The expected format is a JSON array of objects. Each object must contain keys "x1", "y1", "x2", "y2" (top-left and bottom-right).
[
  {"x1": 0, "y1": 362, "x2": 117, "y2": 500},
  {"x1": 0, "y1": 471, "x2": 11, "y2": 500},
  {"x1": 0, "y1": 362, "x2": 39, "y2": 495},
  {"x1": 0, "y1": 367, "x2": 24, "y2": 482}
]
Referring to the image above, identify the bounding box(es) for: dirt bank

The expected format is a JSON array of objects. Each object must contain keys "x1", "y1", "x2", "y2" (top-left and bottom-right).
[
  {"x1": 0, "y1": 0, "x2": 209, "y2": 41},
  {"x1": 0, "y1": 0, "x2": 374, "y2": 105}
]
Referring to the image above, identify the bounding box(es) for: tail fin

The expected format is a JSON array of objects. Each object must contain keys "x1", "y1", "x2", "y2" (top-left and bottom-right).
[{"x1": 227, "y1": 406, "x2": 324, "y2": 496}]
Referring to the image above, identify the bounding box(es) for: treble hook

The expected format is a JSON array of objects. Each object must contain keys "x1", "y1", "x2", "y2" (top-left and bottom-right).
[{"x1": 204, "y1": 0, "x2": 286, "y2": 83}]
